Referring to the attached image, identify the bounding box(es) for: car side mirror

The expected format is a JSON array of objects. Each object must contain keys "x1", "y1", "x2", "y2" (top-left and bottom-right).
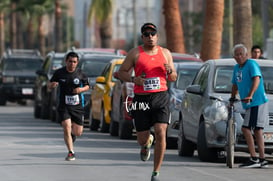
[
  {"x1": 36, "y1": 69, "x2": 46, "y2": 76},
  {"x1": 96, "y1": 76, "x2": 106, "y2": 83},
  {"x1": 186, "y1": 85, "x2": 203, "y2": 95}
]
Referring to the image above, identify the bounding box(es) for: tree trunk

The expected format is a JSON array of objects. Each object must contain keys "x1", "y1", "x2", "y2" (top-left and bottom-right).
[
  {"x1": 26, "y1": 16, "x2": 35, "y2": 49},
  {"x1": 200, "y1": 0, "x2": 224, "y2": 61},
  {"x1": 10, "y1": 2, "x2": 17, "y2": 49},
  {"x1": 55, "y1": 0, "x2": 63, "y2": 51},
  {"x1": 16, "y1": 12, "x2": 24, "y2": 49},
  {"x1": 0, "y1": 12, "x2": 5, "y2": 55},
  {"x1": 100, "y1": 15, "x2": 112, "y2": 48},
  {"x1": 38, "y1": 15, "x2": 46, "y2": 56},
  {"x1": 233, "y1": 0, "x2": 252, "y2": 53},
  {"x1": 163, "y1": 0, "x2": 185, "y2": 53}
]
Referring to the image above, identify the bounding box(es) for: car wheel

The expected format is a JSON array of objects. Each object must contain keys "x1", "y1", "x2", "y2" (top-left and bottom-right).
[
  {"x1": 119, "y1": 102, "x2": 133, "y2": 139},
  {"x1": 40, "y1": 93, "x2": 50, "y2": 119},
  {"x1": 0, "y1": 96, "x2": 6, "y2": 106},
  {"x1": 34, "y1": 101, "x2": 41, "y2": 118},
  {"x1": 178, "y1": 119, "x2": 195, "y2": 156},
  {"x1": 100, "y1": 107, "x2": 109, "y2": 133},
  {"x1": 109, "y1": 97, "x2": 120, "y2": 136},
  {"x1": 89, "y1": 106, "x2": 100, "y2": 131},
  {"x1": 110, "y1": 120, "x2": 119, "y2": 136},
  {"x1": 197, "y1": 121, "x2": 218, "y2": 162}
]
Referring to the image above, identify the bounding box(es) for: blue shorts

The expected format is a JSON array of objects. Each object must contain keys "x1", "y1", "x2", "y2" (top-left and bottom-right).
[
  {"x1": 131, "y1": 91, "x2": 170, "y2": 132},
  {"x1": 242, "y1": 102, "x2": 269, "y2": 130}
]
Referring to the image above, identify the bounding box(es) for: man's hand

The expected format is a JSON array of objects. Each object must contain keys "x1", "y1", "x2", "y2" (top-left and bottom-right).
[
  {"x1": 48, "y1": 82, "x2": 58, "y2": 90},
  {"x1": 164, "y1": 63, "x2": 172, "y2": 74},
  {"x1": 73, "y1": 87, "x2": 82, "y2": 94}
]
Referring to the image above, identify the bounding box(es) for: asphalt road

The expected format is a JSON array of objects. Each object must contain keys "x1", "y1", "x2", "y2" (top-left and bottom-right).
[{"x1": 1, "y1": 101, "x2": 273, "y2": 181}]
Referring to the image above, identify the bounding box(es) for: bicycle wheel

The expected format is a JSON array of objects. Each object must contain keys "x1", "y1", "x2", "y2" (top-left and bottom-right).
[{"x1": 226, "y1": 118, "x2": 235, "y2": 168}]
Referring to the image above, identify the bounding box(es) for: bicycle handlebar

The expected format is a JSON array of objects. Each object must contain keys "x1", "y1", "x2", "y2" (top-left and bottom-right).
[{"x1": 209, "y1": 96, "x2": 252, "y2": 103}]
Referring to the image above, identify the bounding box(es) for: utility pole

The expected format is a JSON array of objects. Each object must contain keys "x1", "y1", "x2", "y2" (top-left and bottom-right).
[
  {"x1": 133, "y1": 0, "x2": 137, "y2": 47},
  {"x1": 261, "y1": 0, "x2": 269, "y2": 50},
  {"x1": 229, "y1": 0, "x2": 233, "y2": 52}
]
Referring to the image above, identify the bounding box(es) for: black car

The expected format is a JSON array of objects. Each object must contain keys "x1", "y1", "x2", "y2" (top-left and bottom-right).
[
  {"x1": 0, "y1": 49, "x2": 44, "y2": 105},
  {"x1": 34, "y1": 51, "x2": 65, "y2": 119}
]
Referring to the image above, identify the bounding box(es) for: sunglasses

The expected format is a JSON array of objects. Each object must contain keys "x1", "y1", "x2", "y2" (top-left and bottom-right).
[{"x1": 142, "y1": 31, "x2": 157, "y2": 37}]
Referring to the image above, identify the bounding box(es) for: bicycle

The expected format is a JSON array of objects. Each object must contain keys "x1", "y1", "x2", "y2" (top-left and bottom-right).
[{"x1": 210, "y1": 96, "x2": 241, "y2": 168}]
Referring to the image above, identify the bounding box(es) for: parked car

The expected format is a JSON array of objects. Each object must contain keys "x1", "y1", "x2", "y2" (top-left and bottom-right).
[
  {"x1": 78, "y1": 53, "x2": 124, "y2": 125},
  {"x1": 89, "y1": 58, "x2": 124, "y2": 133},
  {"x1": 164, "y1": 62, "x2": 203, "y2": 148},
  {"x1": 178, "y1": 59, "x2": 273, "y2": 162},
  {"x1": 34, "y1": 51, "x2": 65, "y2": 119},
  {"x1": 110, "y1": 53, "x2": 203, "y2": 140},
  {"x1": 0, "y1": 49, "x2": 43, "y2": 105},
  {"x1": 69, "y1": 47, "x2": 127, "y2": 56}
]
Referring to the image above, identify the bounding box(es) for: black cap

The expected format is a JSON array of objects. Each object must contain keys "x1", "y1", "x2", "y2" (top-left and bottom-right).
[{"x1": 141, "y1": 23, "x2": 157, "y2": 33}]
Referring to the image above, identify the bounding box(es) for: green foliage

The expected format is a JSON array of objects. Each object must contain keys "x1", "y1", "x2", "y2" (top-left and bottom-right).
[
  {"x1": 182, "y1": 11, "x2": 203, "y2": 53},
  {"x1": 16, "y1": 0, "x2": 55, "y2": 18},
  {"x1": 252, "y1": 15, "x2": 263, "y2": 46},
  {"x1": 88, "y1": 0, "x2": 113, "y2": 25}
]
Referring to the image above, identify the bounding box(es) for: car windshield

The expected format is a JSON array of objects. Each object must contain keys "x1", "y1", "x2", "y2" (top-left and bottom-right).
[
  {"x1": 80, "y1": 60, "x2": 108, "y2": 77},
  {"x1": 112, "y1": 64, "x2": 121, "y2": 82},
  {"x1": 176, "y1": 68, "x2": 199, "y2": 89},
  {"x1": 261, "y1": 67, "x2": 273, "y2": 94},
  {"x1": 4, "y1": 58, "x2": 42, "y2": 72},
  {"x1": 50, "y1": 59, "x2": 63, "y2": 74},
  {"x1": 213, "y1": 66, "x2": 273, "y2": 94},
  {"x1": 214, "y1": 66, "x2": 233, "y2": 93}
]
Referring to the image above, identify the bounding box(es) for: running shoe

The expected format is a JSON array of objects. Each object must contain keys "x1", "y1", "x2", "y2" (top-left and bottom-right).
[
  {"x1": 71, "y1": 133, "x2": 76, "y2": 143},
  {"x1": 65, "y1": 151, "x2": 75, "y2": 161},
  {"x1": 140, "y1": 134, "x2": 154, "y2": 161},
  {"x1": 260, "y1": 159, "x2": 269, "y2": 168},
  {"x1": 151, "y1": 172, "x2": 160, "y2": 181},
  {"x1": 239, "y1": 157, "x2": 260, "y2": 168},
  {"x1": 151, "y1": 175, "x2": 160, "y2": 181}
]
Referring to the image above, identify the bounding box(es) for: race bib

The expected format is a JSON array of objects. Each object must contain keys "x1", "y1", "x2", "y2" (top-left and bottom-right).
[
  {"x1": 143, "y1": 77, "x2": 160, "y2": 91},
  {"x1": 65, "y1": 95, "x2": 80, "y2": 105}
]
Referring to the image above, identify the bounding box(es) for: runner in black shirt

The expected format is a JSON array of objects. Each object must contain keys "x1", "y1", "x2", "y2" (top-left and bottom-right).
[{"x1": 48, "y1": 52, "x2": 89, "y2": 161}]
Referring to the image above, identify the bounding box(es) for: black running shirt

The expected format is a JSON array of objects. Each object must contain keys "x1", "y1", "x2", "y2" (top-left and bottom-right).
[{"x1": 50, "y1": 67, "x2": 89, "y2": 108}]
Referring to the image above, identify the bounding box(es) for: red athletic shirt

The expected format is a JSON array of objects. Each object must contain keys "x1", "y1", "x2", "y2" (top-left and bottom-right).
[{"x1": 134, "y1": 46, "x2": 168, "y2": 94}]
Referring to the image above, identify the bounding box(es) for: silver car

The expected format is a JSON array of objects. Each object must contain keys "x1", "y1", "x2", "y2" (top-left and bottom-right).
[
  {"x1": 165, "y1": 62, "x2": 203, "y2": 148},
  {"x1": 178, "y1": 59, "x2": 273, "y2": 162}
]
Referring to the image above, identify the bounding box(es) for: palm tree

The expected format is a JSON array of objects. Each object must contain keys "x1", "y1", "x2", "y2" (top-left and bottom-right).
[
  {"x1": 163, "y1": 0, "x2": 185, "y2": 53},
  {"x1": 233, "y1": 0, "x2": 252, "y2": 52},
  {"x1": 88, "y1": 0, "x2": 113, "y2": 48},
  {"x1": 10, "y1": 0, "x2": 18, "y2": 49},
  {"x1": 0, "y1": 12, "x2": 4, "y2": 55},
  {"x1": 200, "y1": 0, "x2": 224, "y2": 61},
  {"x1": 0, "y1": 0, "x2": 9, "y2": 55},
  {"x1": 17, "y1": 0, "x2": 56, "y2": 55},
  {"x1": 55, "y1": 0, "x2": 63, "y2": 52}
]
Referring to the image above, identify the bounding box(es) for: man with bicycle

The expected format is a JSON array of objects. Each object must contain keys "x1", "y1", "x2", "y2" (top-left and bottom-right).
[{"x1": 231, "y1": 44, "x2": 269, "y2": 168}]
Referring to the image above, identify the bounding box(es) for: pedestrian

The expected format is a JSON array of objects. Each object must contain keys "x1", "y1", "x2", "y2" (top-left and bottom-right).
[
  {"x1": 118, "y1": 22, "x2": 177, "y2": 181},
  {"x1": 47, "y1": 51, "x2": 90, "y2": 161},
  {"x1": 251, "y1": 45, "x2": 266, "y2": 59},
  {"x1": 231, "y1": 44, "x2": 268, "y2": 168}
]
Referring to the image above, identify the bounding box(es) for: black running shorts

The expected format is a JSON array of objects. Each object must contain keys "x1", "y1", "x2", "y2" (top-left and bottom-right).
[
  {"x1": 131, "y1": 91, "x2": 170, "y2": 132},
  {"x1": 58, "y1": 105, "x2": 84, "y2": 126}
]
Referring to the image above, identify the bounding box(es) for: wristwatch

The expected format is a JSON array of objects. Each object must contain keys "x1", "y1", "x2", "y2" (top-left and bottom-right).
[{"x1": 131, "y1": 76, "x2": 135, "y2": 82}]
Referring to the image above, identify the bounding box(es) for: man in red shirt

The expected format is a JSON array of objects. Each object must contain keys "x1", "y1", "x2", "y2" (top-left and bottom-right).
[{"x1": 118, "y1": 23, "x2": 177, "y2": 181}]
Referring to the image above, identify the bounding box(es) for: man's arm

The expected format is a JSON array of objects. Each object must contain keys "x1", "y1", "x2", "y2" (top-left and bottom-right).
[
  {"x1": 73, "y1": 85, "x2": 90, "y2": 94},
  {"x1": 162, "y1": 48, "x2": 177, "y2": 82},
  {"x1": 118, "y1": 48, "x2": 141, "y2": 84},
  {"x1": 230, "y1": 84, "x2": 238, "y2": 98},
  {"x1": 243, "y1": 76, "x2": 260, "y2": 103},
  {"x1": 47, "y1": 81, "x2": 58, "y2": 90}
]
